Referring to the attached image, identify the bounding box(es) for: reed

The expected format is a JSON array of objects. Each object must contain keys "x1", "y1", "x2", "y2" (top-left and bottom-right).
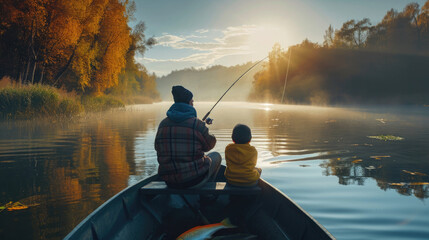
[{"x1": 0, "y1": 84, "x2": 82, "y2": 119}]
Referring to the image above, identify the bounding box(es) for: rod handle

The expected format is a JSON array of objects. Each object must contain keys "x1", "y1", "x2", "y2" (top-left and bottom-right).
[{"x1": 202, "y1": 111, "x2": 210, "y2": 121}]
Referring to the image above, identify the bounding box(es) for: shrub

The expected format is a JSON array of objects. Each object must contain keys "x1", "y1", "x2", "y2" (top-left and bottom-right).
[
  {"x1": 58, "y1": 99, "x2": 83, "y2": 117},
  {"x1": 81, "y1": 95, "x2": 125, "y2": 112}
]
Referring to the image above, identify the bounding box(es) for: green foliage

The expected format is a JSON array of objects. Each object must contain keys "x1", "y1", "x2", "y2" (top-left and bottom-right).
[{"x1": 81, "y1": 95, "x2": 125, "y2": 112}]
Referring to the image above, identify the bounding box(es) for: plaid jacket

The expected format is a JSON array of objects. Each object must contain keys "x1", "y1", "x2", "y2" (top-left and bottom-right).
[{"x1": 155, "y1": 116, "x2": 216, "y2": 186}]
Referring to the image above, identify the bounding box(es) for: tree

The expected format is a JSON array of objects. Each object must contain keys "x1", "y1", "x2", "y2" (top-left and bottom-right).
[
  {"x1": 323, "y1": 25, "x2": 335, "y2": 48},
  {"x1": 334, "y1": 18, "x2": 371, "y2": 48}
]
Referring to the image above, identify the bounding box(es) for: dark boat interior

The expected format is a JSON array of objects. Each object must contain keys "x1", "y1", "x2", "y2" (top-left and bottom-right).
[{"x1": 65, "y1": 166, "x2": 334, "y2": 240}]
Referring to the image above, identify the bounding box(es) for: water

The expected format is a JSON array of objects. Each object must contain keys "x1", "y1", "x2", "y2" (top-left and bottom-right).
[{"x1": 1, "y1": 102, "x2": 428, "y2": 239}]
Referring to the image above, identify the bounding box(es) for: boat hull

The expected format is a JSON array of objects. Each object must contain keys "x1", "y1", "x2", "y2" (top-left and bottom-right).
[{"x1": 64, "y1": 166, "x2": 334, "y2": 240}]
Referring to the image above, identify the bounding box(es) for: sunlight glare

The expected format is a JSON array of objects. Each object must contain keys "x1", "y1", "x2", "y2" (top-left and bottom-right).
[{"x1": 249, "y1": 25, "x2": 289, "y2": 59}]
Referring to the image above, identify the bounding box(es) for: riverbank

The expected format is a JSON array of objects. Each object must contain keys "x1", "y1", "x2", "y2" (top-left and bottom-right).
[{"x1": 0, "y1": 84, "x2": 131, "y2": 119}]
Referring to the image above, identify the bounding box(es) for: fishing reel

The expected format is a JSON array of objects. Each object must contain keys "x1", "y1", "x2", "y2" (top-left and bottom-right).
[{"x1": 205, "y1": 117, "x2": 213, "y2": 125}]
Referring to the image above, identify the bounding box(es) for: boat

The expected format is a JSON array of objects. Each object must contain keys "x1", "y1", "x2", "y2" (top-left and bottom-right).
[{"x1": 64, "y1": 165, "x2": 335, "y2": 240}]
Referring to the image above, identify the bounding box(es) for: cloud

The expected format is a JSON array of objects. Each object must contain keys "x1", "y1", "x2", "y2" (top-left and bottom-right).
[
  {"x1": 195, "y1": 28, "x2": 209, "y2": 33},
  {"x1": 155, "y1": 35, "x2": 185, "y2": 45},
  {"x1": 145, "y1": 25, "x2": 258, "y2": 70}
]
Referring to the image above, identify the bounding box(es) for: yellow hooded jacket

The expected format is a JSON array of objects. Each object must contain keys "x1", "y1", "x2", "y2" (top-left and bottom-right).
[{"x1": 224, "y1": 143, "x2": 260, "y2": 186}]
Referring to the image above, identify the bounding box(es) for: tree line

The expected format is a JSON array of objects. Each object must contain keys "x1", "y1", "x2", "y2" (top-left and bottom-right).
[
  {"x1": 157, "y1": 62, "x2": 263, "y2": 101},
  {"x1": 250, "y1": 1, "x2": 429, "y2": 105},
  {"x1": 0, "y1": 0, "x2": 158, "y2": 98}
]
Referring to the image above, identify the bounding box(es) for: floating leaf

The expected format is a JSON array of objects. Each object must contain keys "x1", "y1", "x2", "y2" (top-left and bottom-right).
[
  {"x1": 376, "y1": 119, "x2": 386, "y2": 124},
  {"x1": 389, "y1": 183, "x2": 405, "y2": 186},
  {"x1": 409, "y1": 182, "x2": 429, "y2": 186},
  {"x1": 352, "y1": 159, "x2": 363, "y2": 164},
  {"x1": 370, "y1": 155, "x2": 391, "y2": 160},
  {"x1": 402, "y1": 170, "x2": 428, "y2": 176},
  {"x1": 0, "y1": 201, "x2": 35, "y2": 213},
  {"x1": 299, "y1": 165, "x2": 310, "y2": 167},
  {"x1": 414, "y1": 172, "x2": 428, "y2": 176},
  {"x1": 367, "y1": 135, "x2": 404, "y2": 141}
]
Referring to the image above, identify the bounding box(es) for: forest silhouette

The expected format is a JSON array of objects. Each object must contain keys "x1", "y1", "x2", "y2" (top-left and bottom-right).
[
  {"x1": 156, "y1": 62, "x2": 262, "y2": 101},
  {"x1": 250, "y1": 1, "x2": 429, "y2": 105}
]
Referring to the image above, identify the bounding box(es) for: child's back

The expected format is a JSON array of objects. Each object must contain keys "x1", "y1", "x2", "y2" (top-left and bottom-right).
[{"x1": 225, "y1": 124, "x2": 261, "y2": 186}]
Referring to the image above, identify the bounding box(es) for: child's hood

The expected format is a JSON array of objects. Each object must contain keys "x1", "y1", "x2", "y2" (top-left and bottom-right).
[{"x1": 225, "y1": 143, "x2": 257, "y2": 164}]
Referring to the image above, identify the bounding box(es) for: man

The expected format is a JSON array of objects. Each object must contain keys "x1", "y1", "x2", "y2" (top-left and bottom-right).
[{"x1": 155, "y1": 86, "x2": 221, "y2": 188}]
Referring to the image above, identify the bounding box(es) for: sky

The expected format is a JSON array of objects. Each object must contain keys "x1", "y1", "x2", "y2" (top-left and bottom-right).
[{"x1": 133, "y1": 0, "x2": 427, "y2": 76}]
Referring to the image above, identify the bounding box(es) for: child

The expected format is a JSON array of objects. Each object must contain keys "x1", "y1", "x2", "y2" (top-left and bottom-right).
[{"x1": 224, "y1": 124, "x2": 261, "y2": 187}]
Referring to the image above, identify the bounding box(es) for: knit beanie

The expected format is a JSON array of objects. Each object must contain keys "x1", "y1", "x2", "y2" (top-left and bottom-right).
[
  {"x1": 172, "y1": 86, "x2": 193, "y2": 104},
  {"x1": 232, "y1": 124, "x2": 252, "y2": 144}
]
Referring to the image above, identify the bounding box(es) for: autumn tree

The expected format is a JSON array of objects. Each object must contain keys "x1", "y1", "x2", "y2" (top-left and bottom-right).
[{"x1": 1, "y1": 0, "x2": 159, "y2": 99}]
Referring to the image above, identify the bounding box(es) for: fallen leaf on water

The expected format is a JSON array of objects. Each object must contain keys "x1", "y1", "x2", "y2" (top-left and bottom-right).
[
  {"x1": 376, "y1": 119, "x2": 386, "y2": 124},
  {"x1": 389, "y1": 183, "x2": 406, "y2": 186},
  {"x1": 402, "y1": 170, "x2": 428, "y2": 176},
  {"x1": 0, "y1": 201, "x2": 39, "y2": 213},
  {"x1": 370, "y1": 155, "x2": 391, "y2": 160},
  {"x1": 352, "y1": 159, "x2": 363, "y2": 163},
  {"x1": 299, "y1": 165, "x2": 310, "y2": 167},
  {"x1": 367, "y1": 135, "x2": 404, "y2": 141},
  {"x1": 409, "y1": 182, "x2": 429, "y2": 186},
  {"x1": 336, "y1": 158, "x2": 341, "y2": 161},
  {"x1": 414, "y1": 172, "x2": 428, "y2": 176}
]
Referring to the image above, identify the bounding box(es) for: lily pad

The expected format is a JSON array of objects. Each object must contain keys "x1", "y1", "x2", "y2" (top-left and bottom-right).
[{"x1": 367, "y1": 135, "x2": 404, "y2": 141}]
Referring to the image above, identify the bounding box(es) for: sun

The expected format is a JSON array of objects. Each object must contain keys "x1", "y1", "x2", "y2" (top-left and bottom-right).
[{"x1": 248, "y1": 25, "x2": 290, "y2": 59}]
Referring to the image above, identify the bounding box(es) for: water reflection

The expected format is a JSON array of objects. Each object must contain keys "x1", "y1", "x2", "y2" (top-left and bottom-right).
[
  {"x1": 248, "y1": 105, "x2": 429, "y2": 199},
  {"x1": 0, "y1": 109, "x2": 157, "y2": 239},
  {"x1": 0, "y1": 102, "x2": 428, "y2": 240}
]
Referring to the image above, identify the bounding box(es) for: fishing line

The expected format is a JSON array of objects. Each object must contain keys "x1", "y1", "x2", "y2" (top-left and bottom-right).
[
  {"x1": 281, "y1": 49, "x2": 292, "y2": 104},
  {"x1": 273, "y1": 48, "x2": 292, "y2": 156},
  {"x1": 202, "y1": 56, "x2": 269, "y2": 123}
]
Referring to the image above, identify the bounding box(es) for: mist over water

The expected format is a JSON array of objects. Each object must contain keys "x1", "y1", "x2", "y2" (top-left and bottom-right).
[{"x1": 1, "y1": 102, "x2": 429, "y2": 239}]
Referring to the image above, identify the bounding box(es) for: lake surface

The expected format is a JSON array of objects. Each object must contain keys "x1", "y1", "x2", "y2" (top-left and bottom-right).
[{"x1": 1, "y1": 102, "x2": 428, "y2": 240}]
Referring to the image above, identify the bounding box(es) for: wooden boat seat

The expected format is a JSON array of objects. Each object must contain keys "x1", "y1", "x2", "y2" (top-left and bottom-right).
[{"x1": 140, "y1": 181, "x2": 261, "y2": 195}]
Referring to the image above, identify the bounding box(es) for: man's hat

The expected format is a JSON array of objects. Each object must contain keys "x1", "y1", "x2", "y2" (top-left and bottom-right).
[{"x1": 172, "y1": 86, "x2": 193, "y2": 104}]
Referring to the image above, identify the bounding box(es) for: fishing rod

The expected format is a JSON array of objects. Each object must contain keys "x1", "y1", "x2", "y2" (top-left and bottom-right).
[{"x1": 202, "y1": 56, "x2": 268, "y2": 124}]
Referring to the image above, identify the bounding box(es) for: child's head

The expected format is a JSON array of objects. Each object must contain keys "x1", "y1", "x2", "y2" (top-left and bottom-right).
[{"x1": 232, "y1": 124, "x2": 252, "y2": 144}]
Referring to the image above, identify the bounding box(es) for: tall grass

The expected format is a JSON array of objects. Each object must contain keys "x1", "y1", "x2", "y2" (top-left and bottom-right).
[{"x1": 0, "y1": 84, "x2": 82, "y2": 119}]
